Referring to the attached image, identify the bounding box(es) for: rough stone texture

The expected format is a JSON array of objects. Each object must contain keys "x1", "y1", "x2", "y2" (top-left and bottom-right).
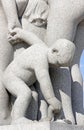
[
  {"x1": 0, "y1": 122, "x2": 83, "y2": 130},
  {"x1": 0, "y1": 1, "x2": 13, "y2": 125},
  {"x1": 0, "y1": 0, "x2": 84, "y2": 126},
  {"x1": 0, "y1": 122, "x2": 50, "y2": 130},
  {"x1": 14, "y1": 0, "x2": 48, "y2": 121},
  {"x1": 51, "y1": 122, "x2": 84, "y2": 130},
  {"x1": 3, "y1": 32, "x2": 75, "y2": 123}
]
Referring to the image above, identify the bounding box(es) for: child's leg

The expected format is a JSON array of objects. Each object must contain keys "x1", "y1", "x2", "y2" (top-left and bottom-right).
[
  {"x1": 40, "y1": 100, "x2": 48, "y2": 120},
  {"x1": 40, "y1": 104, "x2": 54, "y2": 121},
  {"x1": 47, "y1": 105, "x2": 54, "y2": 121},
  {"x1": 26, "y1": 85, "x2": 38, "y2": 120},
  {"x1": 3, "y1": 72, "x2": 32, "y2": 121}
]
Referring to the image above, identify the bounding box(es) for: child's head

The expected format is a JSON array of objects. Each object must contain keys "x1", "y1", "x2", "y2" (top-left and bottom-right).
[{"x1": 48, "y1": 39, "x2": 75, "y2": 67}]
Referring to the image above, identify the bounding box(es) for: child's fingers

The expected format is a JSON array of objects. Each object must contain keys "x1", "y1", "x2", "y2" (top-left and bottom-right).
[
  {"x1": 8, "y1": 39, "x2": 15, "y2": 44},
  {"x1": 8, "y1": 36, "x2": 22, "y2": 45},
  {"x1": 10, "y1": 31, "x2": 17, "y2": 36},
  {"x1": 8, "y1": 37, "x2": 15, "y2": 43},
  {"x1": 8, "y1": 35, "x2": 17, "y2": 44},
  {"x1": 9, "y1": 28, "x2": 19, "y2": 36},
  {"x1": 8, "y1": 34, "x2": 16, "y2": 40},
  {"x1": 8, "y1": 36, "x2": 12, "y2": 40}
]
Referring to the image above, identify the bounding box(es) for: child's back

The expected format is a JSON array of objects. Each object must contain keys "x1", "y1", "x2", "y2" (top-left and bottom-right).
[{"x1": 4, "y1": 44, "x2": 48, "y2": 85}]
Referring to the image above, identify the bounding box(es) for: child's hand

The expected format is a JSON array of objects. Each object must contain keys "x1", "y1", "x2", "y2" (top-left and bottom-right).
[{"x1": 8, "y1": 28, "x2": 23, "y2": 44}]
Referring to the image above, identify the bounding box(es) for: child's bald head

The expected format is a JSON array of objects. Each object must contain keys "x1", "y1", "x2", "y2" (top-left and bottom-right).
[{"x1": 48, "y1": 39, "x2": 75, "y2": 67}]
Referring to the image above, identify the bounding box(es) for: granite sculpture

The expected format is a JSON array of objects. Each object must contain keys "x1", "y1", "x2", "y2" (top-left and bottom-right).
[
  {"x1": 0, "y1": 0, "x2": 83, "y2": 126},
  {"x1": 3, "y1": 27, "x2": 75, "y2": 124}
]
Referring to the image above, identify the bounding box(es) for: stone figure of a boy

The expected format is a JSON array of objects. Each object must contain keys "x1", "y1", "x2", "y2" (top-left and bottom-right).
[{"x1": 3, "y1": 28, "x2": 75, "y2": 124}]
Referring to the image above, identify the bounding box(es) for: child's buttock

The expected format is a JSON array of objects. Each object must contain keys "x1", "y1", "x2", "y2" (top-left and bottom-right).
[
  {"x1": 9, "y1": 63, "x2": 36, "y2": 86},
  {"x1": 18, "y1": 68, "x2": 36, "y2": 86}
]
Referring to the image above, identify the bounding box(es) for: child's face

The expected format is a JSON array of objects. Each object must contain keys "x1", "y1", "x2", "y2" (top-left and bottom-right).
[
  {"x1": 51, "y1": 39, "x2": 75, "y2": 67},
  {"x1": 57, "y1": 48, "x2": 73, "y2": 66}
]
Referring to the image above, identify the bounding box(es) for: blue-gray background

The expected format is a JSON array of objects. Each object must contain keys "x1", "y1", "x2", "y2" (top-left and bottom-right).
[{"x1": 80, "y1": 50, "x2": 84, "y2": 106}]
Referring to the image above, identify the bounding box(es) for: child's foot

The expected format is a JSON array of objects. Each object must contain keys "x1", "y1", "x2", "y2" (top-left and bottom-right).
[
  {"x1": 56, "y1": 119, "x2": 72, "y2": 124},
  {"x1": 39, "y1": 116, "x2": 54, "y2": 122}
]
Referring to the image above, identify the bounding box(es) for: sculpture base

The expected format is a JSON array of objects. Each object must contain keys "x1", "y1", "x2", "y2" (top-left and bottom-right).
[
  {"x1": 0, "y1": 122, "x2": 84, "y2": 130},
  {"x1": 51, "y1": 122, "x2": 84, "y2": 130}
]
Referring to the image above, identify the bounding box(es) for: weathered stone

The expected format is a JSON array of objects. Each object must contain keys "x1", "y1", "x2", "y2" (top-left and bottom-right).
[
  {"x1": 0, "y1": 0, "x2": 84, "y2": 126},
  {"x1": 0, "y1": 122, "x2": 83, "y2": 130}
]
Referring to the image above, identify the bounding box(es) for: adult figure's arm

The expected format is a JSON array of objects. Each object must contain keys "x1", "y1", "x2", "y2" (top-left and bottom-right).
[
  {"x1": 1, "y1": 0, "x2": 21, "y2": 31},
  {"x1": 1, "y1": 0, "x2": 29, "y2": 31}
]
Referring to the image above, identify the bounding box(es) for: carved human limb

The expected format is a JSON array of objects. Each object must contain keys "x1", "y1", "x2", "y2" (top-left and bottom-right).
[
  {"x1": 35, "y1": 67, "x2": 62, "y2": 114},
  {"x1": 0, "y1": 0, "x2": 29, "y2": 125},
  {"x1": 0, "y1": 3, "x2": 14, "y2": 125},
  {"x1": 26, "y1": 85, "x2": 38, "y2": 121},
  {"x1": 1, "y1": 0, "x2": 21, "y2": 32},
  {"x1": 47, "y1": 105, "x2": 54, "y2": 121},
  {"x1": 40, "y1": 105, "x2": 54, "y2": 121},
  {"x1": 3, "y1": 71, "x2": 32, "y2": 122},
  {"x1": 31, "y1": 90, "x2": 38, "y2": 119},
  {"x1": 39, "y1": 100, "x2": 48, "y2": 120},
  {"x1": 8, "y1": 28, "x2": 44, "y2": 45},
  {"x1": 0, "y1": 0, "x2": 23, "y2": 124}
]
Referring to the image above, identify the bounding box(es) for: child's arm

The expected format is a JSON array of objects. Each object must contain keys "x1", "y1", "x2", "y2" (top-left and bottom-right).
[
  {"x1": 9, "y1": 28, "x2": 45, "y2": 45},
  {"x1": 35, "y1": 64, "x2": 61, "y2": 113},
  {"x1": 1, "y1": 0, "x2": 21, "y2": 31}
]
